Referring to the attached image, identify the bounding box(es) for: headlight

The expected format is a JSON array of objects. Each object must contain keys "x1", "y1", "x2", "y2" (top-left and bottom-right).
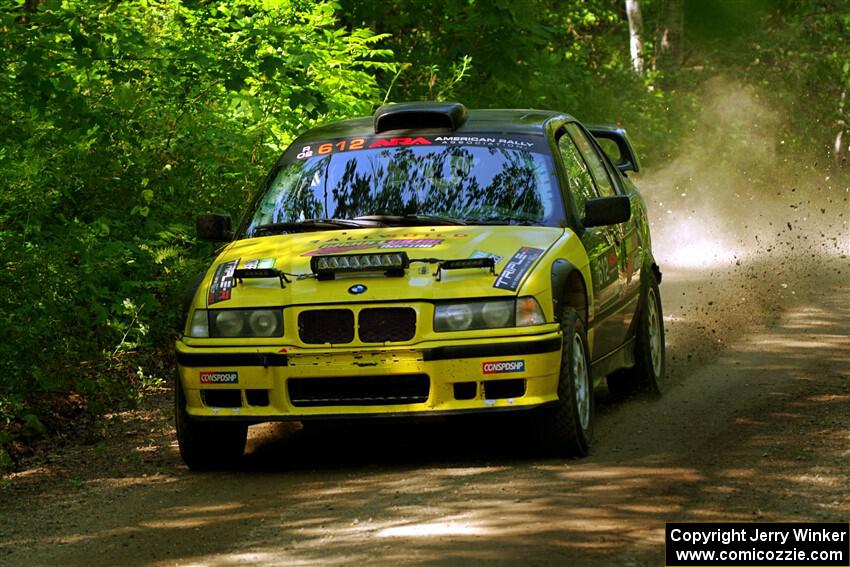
[
  {"x1": 436, "y1": 304, "x2": 475, "y2": 331},
  {"x1": 189, "y1": 309, "x2": 209, "y2": 338},
  {"x1": 248, "y1": 310, "x2": 280, "y2": 337},
  {"x1": 481, "y1": 300, "x2": 514, "y2": 327},
  {"x1": 207, "y1": 309, "x2": 283, "y2": 337},
  {"x1": 434, "y1": 299, "x2": 516, "y2": 332},
  {"x1": 214, "y1": 311, "x2": 245, "y2": 336},
  {"x1": 434, "y1": 297, "x2": 546, "y2": 332}
]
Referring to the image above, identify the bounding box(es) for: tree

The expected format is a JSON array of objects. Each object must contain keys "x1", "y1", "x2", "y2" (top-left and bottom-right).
[
  {"x1": 625, "y1": 0, "x2": 645, "y2": 75},
  {"x1": 657, "y1": 0, "x2": 684, "y2": 70},
  {"x1": 0, "y1": 0, "x2": 395, "y2": 466}
]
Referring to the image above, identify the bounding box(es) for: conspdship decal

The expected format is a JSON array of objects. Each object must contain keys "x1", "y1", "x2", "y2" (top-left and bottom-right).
[
  {"x1": 482, "y1": 360, "x2": 526, "y2": 374},
  {"x1": 200, "y1": 371, "x2": 238, "y2": 385}
]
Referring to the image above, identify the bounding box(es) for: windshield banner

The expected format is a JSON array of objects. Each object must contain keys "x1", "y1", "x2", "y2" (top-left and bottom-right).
[{"x1": 287, "y1": 134, "x2": 549, "y2": 161}]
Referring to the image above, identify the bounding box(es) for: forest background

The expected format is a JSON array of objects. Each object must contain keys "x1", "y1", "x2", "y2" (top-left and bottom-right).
[{"x1": 1, "y1": 0, "x2": 847, "y2": 468}]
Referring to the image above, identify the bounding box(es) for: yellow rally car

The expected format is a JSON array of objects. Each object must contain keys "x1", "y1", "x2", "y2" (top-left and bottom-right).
[{"x1": 175, "y1": 102, "x2": 665, "y2": 470}]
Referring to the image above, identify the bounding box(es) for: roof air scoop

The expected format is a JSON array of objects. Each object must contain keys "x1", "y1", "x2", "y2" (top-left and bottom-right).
[{"x1": 373, "y1": 102, "x2": 468, "y2": 133}]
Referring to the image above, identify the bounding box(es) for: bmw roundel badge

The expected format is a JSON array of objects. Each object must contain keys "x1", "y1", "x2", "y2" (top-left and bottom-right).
[{"x1": 348, "y1": 284, "x2": 367, "y2": 295}]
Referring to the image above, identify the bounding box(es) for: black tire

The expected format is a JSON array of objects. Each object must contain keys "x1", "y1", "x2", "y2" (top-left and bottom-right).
[
  {"x1": 174, "y1": 377, "x2": 248, "y2": 471},
  {"x1": 607, "y1": 271, "x2": 666, "y2": 397},
  {"x1": 532, "y1": 306, "x2": 594, "y2": 457}
]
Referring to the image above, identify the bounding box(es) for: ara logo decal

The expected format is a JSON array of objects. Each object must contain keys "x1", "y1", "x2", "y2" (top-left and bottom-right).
[
  {"x1": 482, "y1": 360, "x2": 526, "y2": 374},
  {"x1": 199, "y1": 371, "x2": 238, "y2": 384},
  {"x1": 369, "y1": 137, "x2": 432, "y2": 148}
]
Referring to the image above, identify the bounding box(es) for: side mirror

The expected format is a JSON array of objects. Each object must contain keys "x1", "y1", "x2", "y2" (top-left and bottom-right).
[
  {"x1": 196, "y1": 213, "x2": 232, "y2": 241},
  {"x1": 587, "y1": 125, "x2": 641, "y2": 174},
  {"x1": 583, "y1": 196, "x2": 631, "y2": 228}
]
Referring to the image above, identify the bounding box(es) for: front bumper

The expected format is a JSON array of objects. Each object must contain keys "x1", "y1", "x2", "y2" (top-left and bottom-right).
[{"x1": 176, "y1": 329, "x2": 563, "y2": 421}]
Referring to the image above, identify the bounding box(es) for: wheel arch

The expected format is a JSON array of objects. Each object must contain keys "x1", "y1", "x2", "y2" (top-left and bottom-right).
[{"x1": 551, "y1": 259, "x2": 590, "y2": 326}]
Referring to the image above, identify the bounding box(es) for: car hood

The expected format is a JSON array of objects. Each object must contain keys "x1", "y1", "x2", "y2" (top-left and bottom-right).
[{"x1": 202, "y1": 225, "x2": 566, "y2": 307}]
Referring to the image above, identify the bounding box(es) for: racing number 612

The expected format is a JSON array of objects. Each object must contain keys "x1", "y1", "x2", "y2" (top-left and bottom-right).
[{"x1": 318, "y1": 138, "x2": 365, "y2": 154}]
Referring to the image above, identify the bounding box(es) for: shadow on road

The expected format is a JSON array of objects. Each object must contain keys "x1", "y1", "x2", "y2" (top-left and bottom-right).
[{"x1": 1, "y1": 271, "x2": 847, "y2": 566}]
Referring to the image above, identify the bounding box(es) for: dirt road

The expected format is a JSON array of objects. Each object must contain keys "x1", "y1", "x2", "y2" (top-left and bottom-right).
[{"x1": 1, "y1": 250, "x2": 848, "y2": 566}]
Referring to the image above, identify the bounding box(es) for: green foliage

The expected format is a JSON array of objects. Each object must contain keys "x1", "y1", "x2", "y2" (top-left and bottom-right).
[
  {"x1": 1, "y1": 0, "x2": 846, "y2": 469},
  {"x1": 339, "y1": 0, "x2": 695, "y2": 164},
  {"x1": 757, "y1": 0, "x2": 850, "y2": 153},
  {"x1": 0, "y1": 0, "x2": 393, "y2": 465}
]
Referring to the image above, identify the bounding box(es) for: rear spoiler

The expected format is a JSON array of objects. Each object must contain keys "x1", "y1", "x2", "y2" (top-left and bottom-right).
[{"x1": 587, "y1": 125, "x2": 641, "y2": 174}]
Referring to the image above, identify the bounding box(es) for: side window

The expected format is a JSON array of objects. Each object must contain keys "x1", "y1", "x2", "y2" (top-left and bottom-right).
[
  {"x1": 565, "y1": 123, "x2": 617, "y2": 198},
  {"x1": 557, "y1": 132, "x2": 596, "y2": 214}
]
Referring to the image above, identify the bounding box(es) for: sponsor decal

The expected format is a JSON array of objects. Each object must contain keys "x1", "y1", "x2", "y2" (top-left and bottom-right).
[
  {"x1": 482, "y1": 360, "x2": 526, "y2": 374},
  {"x1": 303, "y1": 243, "x2": 374, "y2": 256},
  {"x1": 470, "y1": 249, "x2": 503, "y2": 264},
  {"x1": 200, "y1": 371, "x2": 238, "y2": 385},
  {"x1": 242, "y1": 258, "x2": 275, "y2": 270},
  {"x1": 380, "y1": 238, "x2": 442, "y2": 249},
  {"x1": 289, "y1": 134, "x2": 547, "y2": 160},
  {"x1": 303, "y1": 237, "x2": 445, "y2": 256},
  {"x1": 208, "y1": 259, "x2": 239, "y2": 304},
  {"x1": 493, "y1": 247, "x2": 544, "y2": 291},
  {"x1": 296, "y1": 145, "x2": 314, "y2": 159},
  {"x1": 434, "y1": 136, "x2": 543, "y2": 151},
  {"x1": 369, "y1": 137, "x2": 432, "y2": 148}
]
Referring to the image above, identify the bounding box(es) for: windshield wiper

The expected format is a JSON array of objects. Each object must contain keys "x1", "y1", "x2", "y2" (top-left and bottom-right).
[
  {"x1": 354, "y1": 214, "x2": 467, "y2": 226},
  {"x1": 253, "y1": 218, "x2": 374, "y2": 235}
]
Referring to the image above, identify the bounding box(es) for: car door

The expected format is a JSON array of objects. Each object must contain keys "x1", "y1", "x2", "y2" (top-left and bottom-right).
[
  {"x1": 556, "y1": 126, "x2": 624, "y2": 359},
  {"x1": 566, "y1": 122, "x2": 643, "y2": 349},
  {"x1": 585, "y1": 129, "x2": 643, "y2": 330}
]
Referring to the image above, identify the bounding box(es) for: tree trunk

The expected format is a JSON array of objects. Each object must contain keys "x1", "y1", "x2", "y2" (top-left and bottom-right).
[
  {"x1": 626, "y1": 0, "x2": 645, "y2": 76},
  {"x1": 834, "y1": 90, "x2": 847, "y2": 168},
  {"x1": 657, "y1": 0, "x2": 685, "y2": 70},
  {"x1": 19, "y1": 0, "x2": 42, "y2": 25}
]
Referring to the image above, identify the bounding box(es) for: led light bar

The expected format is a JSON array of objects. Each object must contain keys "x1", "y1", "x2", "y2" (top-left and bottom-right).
[
  {"x1": 434, "y1": 257, "x2": 496, "y2": 281},
  {"x1": 233, "y1": 267, "x2": 290, "y2": 289},
  {"x1": 438, "y1": 258, "x2": 495, "y2": 272},
  {"x1": 310, "y1": 252, "x2": 409, "y2": 280}
]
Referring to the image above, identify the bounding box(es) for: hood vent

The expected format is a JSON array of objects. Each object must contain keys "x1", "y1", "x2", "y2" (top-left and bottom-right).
[{"x1": 374, "y1": 102, "x2": 468, "y2": 133}]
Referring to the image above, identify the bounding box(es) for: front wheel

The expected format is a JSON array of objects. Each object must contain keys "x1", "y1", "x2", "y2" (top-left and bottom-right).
[
  {"x1": 533, "y1": 306, "x2": 594, "y2": 457},
  {"x1": 175, "y1": 377, "x2": 248, "y2": 471}
]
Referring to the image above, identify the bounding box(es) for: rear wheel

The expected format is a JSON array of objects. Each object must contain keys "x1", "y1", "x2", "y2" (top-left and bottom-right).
[
  {"x1": 608, "y1": 271, "x2": 666, "y2": 397},
  {"x1": 175, "y1": 377, "x2": 248, "y2": 471},
  {"x1": 533, "y1": 306, "x2": 594, "y2": 457}
]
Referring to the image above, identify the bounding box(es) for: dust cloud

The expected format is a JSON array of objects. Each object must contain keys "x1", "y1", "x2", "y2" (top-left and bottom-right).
[
  {"x1": 639, "y1": 76, "x2": 848, "y2": 270},
  {"x1": 633, "y1": 76, "x2": 848, "y2": 371}
]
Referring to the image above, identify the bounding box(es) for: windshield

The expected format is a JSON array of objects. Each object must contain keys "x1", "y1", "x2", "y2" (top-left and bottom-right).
[{"x1": 244, "y1": 134, "x2": 562, "y2": 236}]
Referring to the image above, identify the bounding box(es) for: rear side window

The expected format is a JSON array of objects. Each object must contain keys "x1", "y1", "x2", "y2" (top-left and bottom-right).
[
  {"x1": 557, "y1": 132, "x2": 597, "y2": 214},
  {"x1": 565, "y1": 123, "x2": 617, "y2": 198}
]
